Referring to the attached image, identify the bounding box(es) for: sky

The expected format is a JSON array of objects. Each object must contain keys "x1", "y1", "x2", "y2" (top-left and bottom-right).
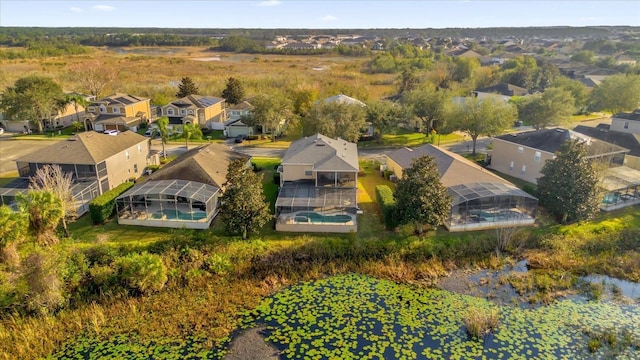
[{"x1": 1, "y1": 1, "x2": 639, "y2": 29}]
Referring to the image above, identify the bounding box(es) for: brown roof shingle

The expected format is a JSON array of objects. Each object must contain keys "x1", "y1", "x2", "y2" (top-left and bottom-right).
[{"x1": 16, "y1": 131, "x2": 148, "y2": 165}]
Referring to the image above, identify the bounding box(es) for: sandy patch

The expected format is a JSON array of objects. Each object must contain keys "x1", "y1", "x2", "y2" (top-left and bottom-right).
[{"x1": 224, "y1": 327, "x2": 279, "y2": 360}]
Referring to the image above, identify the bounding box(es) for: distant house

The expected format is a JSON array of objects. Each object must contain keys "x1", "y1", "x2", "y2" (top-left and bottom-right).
[
  {"x1": 1, "y1": 92, "x2": 91, "y2": 134},
  {"x1": 446, "y1": 48, "x2": 482, "y2": 59},
  {"x1": 224, "y1": 100, "x2": 255, "y2": 138},
  {"x1": 0, "y1": 131, "x2": 150, "y2": 215},
  {"x1": 83, "y1": 94, "x2": 151, "y2": 132},
  {"x1": 275, "y1": 134, "x2": 359, "y2": 233},
  {"x1": 321, "y1": 94, "x2": 373, "y2": 137},
  {"x1": 490, "y1": 128, "x2": 639, "y2": 211},
  {"x1": 159, "y1": 95, "x2": 226, "y2": 131},
  {"x1": 386, "y1": 144, "x2": 537, "y2": 231},
  {"x1": 610, "y1": 110, "x2": 640, "y2": 135},
  {"x1": 116, "y1": 143, "x2": 250, "y2": 229},
  {"x1": 472, "y1": 83, "x2": 529, "y2": 102}
]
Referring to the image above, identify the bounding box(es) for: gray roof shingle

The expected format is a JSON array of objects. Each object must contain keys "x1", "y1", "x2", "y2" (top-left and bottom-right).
[{"x1": 282, "y1": 134, "x2": 359, "y2": 172}]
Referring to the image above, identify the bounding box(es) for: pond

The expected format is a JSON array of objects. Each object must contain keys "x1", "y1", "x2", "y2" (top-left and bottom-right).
[{"x1": 236, "y1": 274, "x2": 640, "y2": 359}]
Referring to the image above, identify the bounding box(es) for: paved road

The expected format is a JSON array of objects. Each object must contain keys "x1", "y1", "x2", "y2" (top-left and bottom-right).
[{"x1": 0, "y1": 138, "x2": 60, "y2": 176}]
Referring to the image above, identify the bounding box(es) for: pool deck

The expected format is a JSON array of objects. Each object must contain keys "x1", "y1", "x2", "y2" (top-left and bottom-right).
[{"x1": 276, "y1": 211, "x2": 357, "y2": 233}]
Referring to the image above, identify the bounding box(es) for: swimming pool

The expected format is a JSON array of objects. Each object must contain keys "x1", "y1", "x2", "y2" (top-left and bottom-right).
[
  {"x1": 293, "y1": 212, "x2": 353, "y2": 224},
  {"x1": 152, "y1": 209, "x2": 207, "y2": 221}
]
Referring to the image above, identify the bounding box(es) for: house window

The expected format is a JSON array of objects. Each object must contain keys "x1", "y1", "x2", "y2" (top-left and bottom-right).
[
  {"x1": 534, "y1": 151, "x2": 541, "y2": 162},
  {"x1": 509, "y1": 161, "x2": 514, "y2": 171},
  {"x1": 188, "y1": 110, "x2": 194, "y2": 115},
  {"x1": 167, "y1": 108, "x2": 174, "y2": 116},
  {"x1": 112, "y1": 107, "x2": 120, "y2": 114},
  {"x1": 134, "y1": 164, "x2": 138, "y2": 173},
  {"x1": 125, "y1": 150, "x2": 130, "y2": 160},
  {"x1": 521, "y1": 165, "x2": 526, "y2": 175},
  {"x1": 517, "y1": 146, "x2": 524, "y2": 154},
  {"x1": 624, "y1": 121, "x2": 630, "y2": 129},
  {"x1": 180, "y1": 109, "x2": 186, "y2": 115},
  {"x1": 99, "y1": 105, "x2": 106, "y2": 113},
  {"x1": 305, "y1": 170, "x2": 312, "y2": 176}
]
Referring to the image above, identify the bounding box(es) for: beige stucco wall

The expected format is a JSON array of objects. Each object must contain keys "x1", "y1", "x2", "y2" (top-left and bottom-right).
[
  {"x1": 281, "y1": 164, "x2": 314, "y2": 182},
  {"x1": 385, "y1": 156, "x2": 405, "y2": 179},
  {"x1": 104, "y1": 140, "x2": 150, "y2": 189},
  {"x1": 490, "y1": 139, "x2": 553, "y2": 184},
  {"x1": 203, "y1": 102, "x2": 225, "y2": 123},
  {"x1": 625, "y1": 155, "x2": 640, "y2": 171},
  {"x1": 276, "y1": 222, "x2": 357, "y2": 233},
  {"x1": 610, "y1": 118, "x2": 640, "y2": 135}
]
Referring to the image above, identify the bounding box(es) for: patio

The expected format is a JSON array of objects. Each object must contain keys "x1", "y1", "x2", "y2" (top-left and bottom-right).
[{"x1": 600, "y1": 166, "x2": 640, "y2": 211}]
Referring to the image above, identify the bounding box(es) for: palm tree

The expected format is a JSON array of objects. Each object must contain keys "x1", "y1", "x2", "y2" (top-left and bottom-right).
[
  {"x1": 65, "y1": 93, "x2": 88, "y2": 124},
  {"x1": 17, "y1": 190, "x2": 64, "y2": 246},
  {"x1": 157, "y1": 117, "x2": 169, "y2": 160}
]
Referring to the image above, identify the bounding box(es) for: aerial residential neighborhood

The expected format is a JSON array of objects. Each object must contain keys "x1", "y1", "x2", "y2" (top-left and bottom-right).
[{"x1": 1, "y1": 1, "x2": 640, "y2": 359}]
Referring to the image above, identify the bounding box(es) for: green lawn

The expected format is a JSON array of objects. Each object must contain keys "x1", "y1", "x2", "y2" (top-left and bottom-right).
[{"x1": 359, "y1": 128, "x2": 464, "y2": 148}]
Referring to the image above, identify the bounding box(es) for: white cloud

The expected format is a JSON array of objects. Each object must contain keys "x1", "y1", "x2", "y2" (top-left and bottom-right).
[
  {"x1": 258, "y1": 0, "x2": 281, "y2": 7},
  {"x1": 92, "y1": 5, "x2": 115, "y2": 12},
  {"x1": 320, "y1": 15, "x2": 338, "y2": 22},
  {"x1": 69, "y1": 7, "x2": 83, "y2": 13}
]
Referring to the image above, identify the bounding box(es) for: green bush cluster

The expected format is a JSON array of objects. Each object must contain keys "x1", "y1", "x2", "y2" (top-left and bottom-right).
[
  {"x1": 375, "y1": 185, "x2": 398, "y2": 229},
  {"x1": 89, "y1": 182, "x2": 135, "y2": 224}
]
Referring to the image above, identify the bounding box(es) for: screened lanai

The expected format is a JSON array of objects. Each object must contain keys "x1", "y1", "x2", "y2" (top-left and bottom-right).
[
  {"x1": 116, "y1": 179, "x2": 220, "y2": 229},
  {"x1": 446, "y1": 182, "x2": 538, "y2": 232},
  {"x1": 275, "y1": 181, "x2": 357, "y2": 233},
  {"x1": 600, "y1": 166, "x2": 640, "y2": 211},
  {"x1": 0, "y1": 177, "x2": 99, "y2": 215}
]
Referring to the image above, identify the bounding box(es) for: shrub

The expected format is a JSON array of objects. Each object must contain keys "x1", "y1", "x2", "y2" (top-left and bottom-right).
[
  {"x1": 146, "y1": 165, "x2": 160, "y2": 173},
  {"x1": 273, "y1": 172, "x2": 280, "y2": 185},
  {"x1": 376, "y1": 185, "x2": 397, "y2": 229},
  {"x1": 89, "y1": 181, "x2": 135, "y2": 224},
  {"x1": 205, "y1": 253, "x2": 232, "y2": 275},
  {"x1": 115, "y1": 252, "x2": 167, "y2": 295},
  {"x1": 246, "y1": 135, "x2": 259, "y2": 141},
  {"x1": 464, "y1": 307, "x2": 500, "y2": 340}
]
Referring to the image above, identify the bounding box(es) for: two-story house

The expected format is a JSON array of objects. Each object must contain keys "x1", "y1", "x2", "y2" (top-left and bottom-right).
[
  {"x1": 83, "y1": 94, "x2": 151, "y2": 132},
  {"x1": 224, "y1": 99, "x2": 255, "y2": 138},
  {"x1": 0, "y1": 131, "x2": 150, "y2": 215},
  {"x1": 611, "y1": 110, "x2": 640, "y2": 135},
  {"x1": 159, "y1": 95, "x2": 226, "y2": 132},
  {"x1": 275, "y1": 134, "x2": 359, "y2": 233},
  {"x1": 490, "y1": 128, "x2": 628, "y2": 185}
]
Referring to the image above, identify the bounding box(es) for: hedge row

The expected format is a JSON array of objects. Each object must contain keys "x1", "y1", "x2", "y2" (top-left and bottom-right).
[
  {"x1": 89, "y1": 181, "x2": 135, "y2": 224},
  {"x1": 375, "y1": 185, "x2": 398, "y2": 230}
]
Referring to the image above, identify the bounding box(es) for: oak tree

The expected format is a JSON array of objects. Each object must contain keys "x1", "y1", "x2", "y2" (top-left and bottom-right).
[
  {"x1": 219, "y1": 159, "x2": 271, "y2": 240},
  {"x1": 394, "y1": 155, "x2": 452, "y2": 234},
  {"x1": 537, "y1": 139, "x2": 599, "y2": 224}
]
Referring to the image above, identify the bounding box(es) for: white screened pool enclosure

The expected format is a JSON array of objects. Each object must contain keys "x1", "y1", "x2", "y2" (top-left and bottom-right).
[
  {"x1": 446, "y1": 182, "x2": 538, "y2": 232},
  {"x1": 116, "y1": 179, "x2": 220, "y2": 229},
  {"x1": 275, "y1": 181, "x2": 358, "y2": 233}
]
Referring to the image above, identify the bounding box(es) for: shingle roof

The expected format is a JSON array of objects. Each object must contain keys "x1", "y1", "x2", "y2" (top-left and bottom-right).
[
  {"x1": 170, "y1": 95, "x2": 224, "y2": 109},
  {"x1": 149, "y1": 143, "x2": 249, "y2": 189},
  {"x1": 281, "y1": 134, "x2": 359, "y2": 172},
  {"x1": 494, "y1": 128, "x2": 629, "y2": 156},
  {"x1": 16, "y1": 131, "x2": 148, "y2": 165},
  {"x1": 474, "y1": 83, "x2": 529, "y2": 97},
  {"x1": 573, "y1": 125, "x2": 640, "y2": 157},
  {"x1": 613, "y1": 111, "x2": 640, "y2": 122},
  {"x1": 91, "y1": 93, "x2": 149, "y2": 106},
  {"x1": 386, "y1": 144, "x2": 514, "y2": 188}
]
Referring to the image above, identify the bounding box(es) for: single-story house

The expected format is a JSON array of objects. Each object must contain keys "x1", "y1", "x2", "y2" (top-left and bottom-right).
[
  {"x1": 115, "y1": 143, "x2": 250, "y2": 229},
  {"x1": 472, "y1": 83, "x2": 530, "y2": 102},
  {"x1": 386, "y1": 144, "x2": 538, "y2": 232}
]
